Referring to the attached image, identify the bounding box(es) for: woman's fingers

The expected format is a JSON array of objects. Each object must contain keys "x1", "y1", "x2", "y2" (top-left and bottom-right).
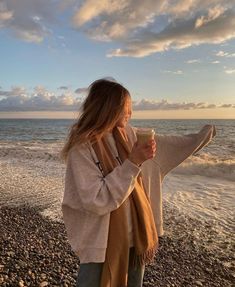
[
  {"x1": 130, "y1": 138, "x2": 157, "y2": 165},
  {"x1": 142, "y1": 145, "x2": 156, "y2": 158}
]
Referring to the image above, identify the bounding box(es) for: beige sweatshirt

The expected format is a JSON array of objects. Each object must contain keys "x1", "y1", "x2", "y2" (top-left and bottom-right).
[{"x1": 62, "y1": 124, "x2": 216, "y2": 263}]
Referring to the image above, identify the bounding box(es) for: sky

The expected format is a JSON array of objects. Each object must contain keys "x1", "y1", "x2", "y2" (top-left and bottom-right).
[{"x1": 0, "y1": 0, "x2": 235, "y2": 119}]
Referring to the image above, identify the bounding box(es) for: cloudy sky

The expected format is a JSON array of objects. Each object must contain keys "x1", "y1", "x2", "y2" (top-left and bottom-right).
[{"x1": 0, "y1": 0, "x2": 235, "y2": 119}]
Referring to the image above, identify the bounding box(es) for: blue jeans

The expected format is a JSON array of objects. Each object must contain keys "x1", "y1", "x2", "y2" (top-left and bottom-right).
[{"x1": 76, "y1": 248, "x2": 145, "y2": 287}]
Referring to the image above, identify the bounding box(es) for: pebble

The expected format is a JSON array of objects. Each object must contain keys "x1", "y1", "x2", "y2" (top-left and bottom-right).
[
  {"x1": 39, "y1": 281, "x2": 48, "y2": 287},
  {"x1": 7, "y1": 251, "x2": 15, "y2": 257},
  {"x1": 194, "y1": 280, "x2": 203, "y2": 286},
  {"x1": 40, "y1": 273, "x2": 47, "y2": 280}
]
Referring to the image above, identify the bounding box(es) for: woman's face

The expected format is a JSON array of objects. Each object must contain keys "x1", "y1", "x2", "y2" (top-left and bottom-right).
[{"x1": 115, "y1": 97, "x2": 132, "y2": 128}]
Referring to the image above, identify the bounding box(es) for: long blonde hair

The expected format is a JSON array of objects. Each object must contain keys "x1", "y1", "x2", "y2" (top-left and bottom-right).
[{"x1": 60, "y1": 79, "x2": 130, "y2": 161}]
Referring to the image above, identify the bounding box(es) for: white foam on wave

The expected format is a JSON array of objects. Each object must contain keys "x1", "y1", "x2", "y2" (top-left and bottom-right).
[
  {"x1": 172, "y1": 152, "x2": 235, "y2": 182},
  {"x1": 163, "y1": 174, "x2": 235, "y2": 228},
  {"x1": 163, "y1": 173, "x2": 235, "y2": 259},
  {"x1": 0, "y1": 141, "x2": 64, "y2": 163}
]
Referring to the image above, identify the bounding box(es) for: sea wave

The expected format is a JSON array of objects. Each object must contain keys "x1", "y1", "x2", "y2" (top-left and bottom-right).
[
  {"x1": 0, "y1": 142, "x2": 234, "y2": 181},
  {"x1": 0, "y1": 142, "x2": 63, "y2": 162},
  {"x1": 172, "y1": 153, "x2": 235, "y2": 182}
]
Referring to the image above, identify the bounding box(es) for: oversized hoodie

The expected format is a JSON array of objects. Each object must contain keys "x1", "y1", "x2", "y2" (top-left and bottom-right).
[{"x1": 62, "y1": 124, "x2": 216, "y2": 263}]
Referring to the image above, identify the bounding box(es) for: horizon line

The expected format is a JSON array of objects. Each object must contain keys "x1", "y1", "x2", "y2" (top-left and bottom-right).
[{"x1": 0, "y1": 117, "x2": 233, "y2": 120}]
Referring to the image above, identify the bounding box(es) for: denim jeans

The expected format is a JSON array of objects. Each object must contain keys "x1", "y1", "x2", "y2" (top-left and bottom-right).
[{"x1": 76, "y1": 248, "x2": 145, "y2": 287}]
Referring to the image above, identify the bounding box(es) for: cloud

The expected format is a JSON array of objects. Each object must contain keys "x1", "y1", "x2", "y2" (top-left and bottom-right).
[
  {"x1": 74, "y1": 87, "x2": 89, "y2": 94},
  {"x1": 221, "y1": 104, "x2": 233, "y2": 108},
  {"x1": 216, "y1": 50, "x2": 235, "y2": 57},
  {"x1": 162, "y1": 70, "x2": 183, "y2": 75},
  {"x1": 0, "y1": 85, "x2": 234, "y2": 111},
  {"x1": 0, "y1": 2, "x2": 13, "y2": 27},
  {"x1": 109, "y1": 9, "x2": 235, "y2": 57},
  {"x1": 58, "y1": 86, "x2": 69, "y2": 90},
  {"x1": 0, "y1": 86, "x2": 82, "y2": 111},
  {"x1": 195, "y1": 5, "x2": 225, "y2": 28},
  {"x1": 69, "y1": 0, "x2": 235, "y2": 57},
  {"x1": 0, "y1": 86, "x2": 27, "y2": 97},
  {"x1": 1, "y1": 0, "x2": 235, "y2": 56},
  {"x1": 0, "y1": 0, "x2": 58, "y2": 43},
  {"x1": 72, "y1": 0, "x2": 128, "y2": 28},
  {"x1": 186, "y1": 59, "x2": 201, "y2": 64},
  {"x1": 211, "y1": 60, "x2": 220, "y2": 64},
  {"x1": 133, "y1": 99, "x2": 235, "y2": 110},
  {"x1": 72, "y1": 0, "x2": 164, "y2": 40},
  {"x1": 224, "y1": 69, "x2": 235, "y2": 74}
]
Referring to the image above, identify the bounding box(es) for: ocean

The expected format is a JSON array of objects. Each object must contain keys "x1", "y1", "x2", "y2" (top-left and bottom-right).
[
  {"x1": 0, "y1": 118, "x2": 234, "y2": 180},
  {"x1": 0, "y1": 118, "x2": 234, "y2": 269}
]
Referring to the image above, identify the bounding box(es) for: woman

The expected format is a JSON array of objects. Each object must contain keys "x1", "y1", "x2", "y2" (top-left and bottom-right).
[{"x1": 61, "y1": 78, "x2": 216, "y2": 287}]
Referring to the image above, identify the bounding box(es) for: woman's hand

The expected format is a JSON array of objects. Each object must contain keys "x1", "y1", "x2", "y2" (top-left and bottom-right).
[{"x1": 128, "y1": 139, "x2": 157, "y2": 166}]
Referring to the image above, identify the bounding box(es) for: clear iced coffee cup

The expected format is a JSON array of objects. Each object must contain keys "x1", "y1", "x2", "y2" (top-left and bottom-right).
[{"x1": 136, "y1": 128, "x2": 155, "y2": 144}]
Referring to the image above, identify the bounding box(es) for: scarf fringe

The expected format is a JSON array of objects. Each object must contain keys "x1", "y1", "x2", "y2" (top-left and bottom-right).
[{"x1": 132, "y1": 242, "x2": 159, "y2": 267}]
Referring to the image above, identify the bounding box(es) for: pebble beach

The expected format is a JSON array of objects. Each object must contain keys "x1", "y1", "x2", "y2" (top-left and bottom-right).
[
  {"x1": 0, "y1": 204, "x2": 234, "y2": 287},
  {"x1": 0, "y1": 118, "x2": 234, "y2": 286}
]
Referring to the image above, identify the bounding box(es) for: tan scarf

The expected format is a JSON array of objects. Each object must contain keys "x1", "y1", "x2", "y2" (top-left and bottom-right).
[{"x1": 92, "y1": 127, "x2": 158, "y2": 287}]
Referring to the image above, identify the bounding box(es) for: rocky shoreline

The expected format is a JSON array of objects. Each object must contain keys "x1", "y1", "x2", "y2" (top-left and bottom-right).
[{"x1": 0, "y1": 204, "x2": 234, "y2": 287}]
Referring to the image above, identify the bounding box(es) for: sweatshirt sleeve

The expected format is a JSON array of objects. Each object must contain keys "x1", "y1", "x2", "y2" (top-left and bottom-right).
[
  {"x1": 62, "y1": 143, "x2": 141, "y2": 216},
  {"x1": 154, "y1": 124, "x2": 216, "y2": 177}
]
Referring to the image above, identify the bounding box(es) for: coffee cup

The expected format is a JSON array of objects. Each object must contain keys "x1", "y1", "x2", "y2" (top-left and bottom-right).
[{"x1": 136, "y1": 128, "x2": 155, "y2": 144}]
